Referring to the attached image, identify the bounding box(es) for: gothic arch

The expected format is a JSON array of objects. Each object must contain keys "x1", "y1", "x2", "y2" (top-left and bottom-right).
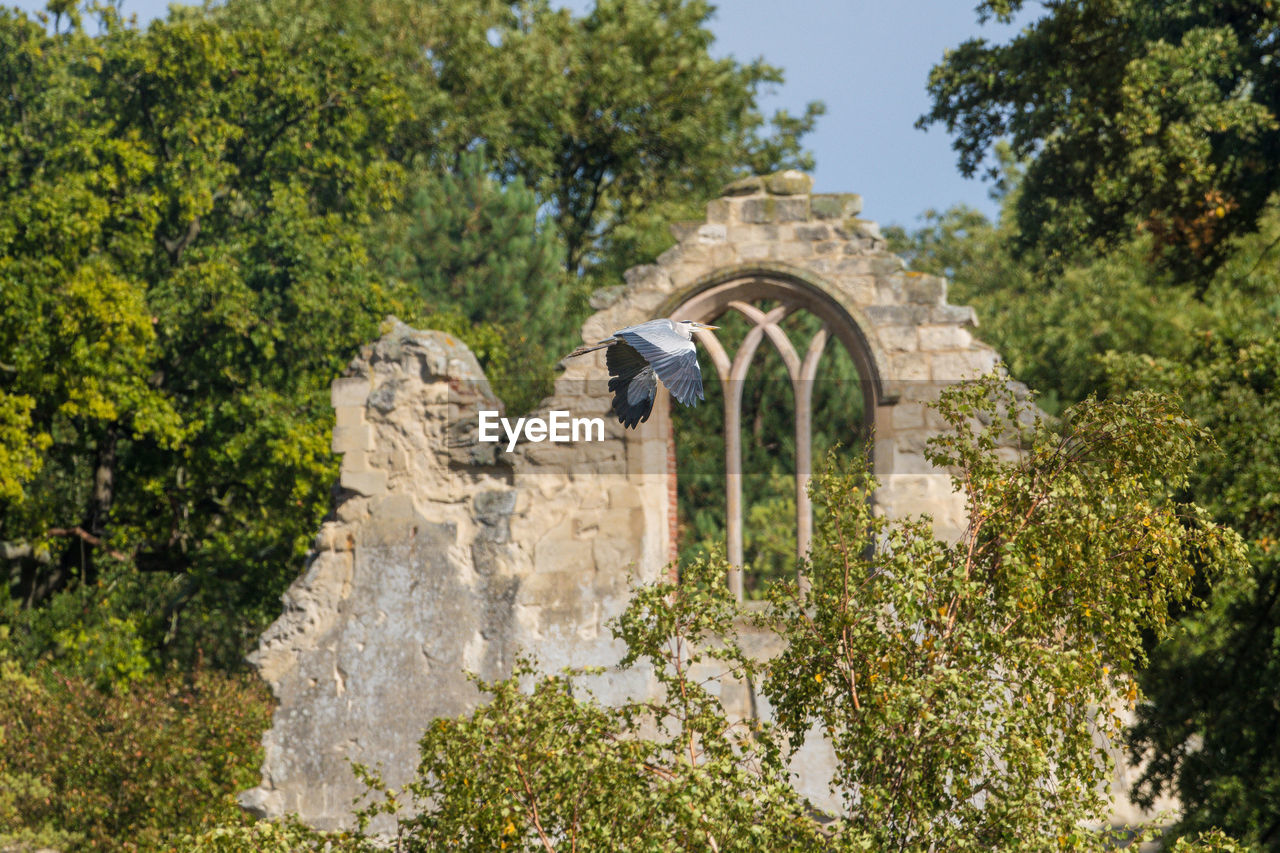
[{"x1": 661, "y1": 266, "x2": 884, "y2": 598}]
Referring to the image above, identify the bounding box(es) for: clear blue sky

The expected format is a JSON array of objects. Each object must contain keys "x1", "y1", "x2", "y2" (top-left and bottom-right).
[
  {"x1": 700, "y1": 1, "x2": 1032, "y2": 227},
  {"x1": 6, "y1": 0, "x2": 1033, "y2": 228}
]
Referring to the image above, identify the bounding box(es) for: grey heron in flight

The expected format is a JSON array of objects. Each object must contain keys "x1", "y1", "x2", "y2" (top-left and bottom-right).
[{"x1": 566, "y1": 319, "x2": 720, "y2": 428}]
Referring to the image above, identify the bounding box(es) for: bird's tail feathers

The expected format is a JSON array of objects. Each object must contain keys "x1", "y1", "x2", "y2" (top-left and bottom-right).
[{"x1": 565, "y1": 338, "x2": 617, "y2": 359}]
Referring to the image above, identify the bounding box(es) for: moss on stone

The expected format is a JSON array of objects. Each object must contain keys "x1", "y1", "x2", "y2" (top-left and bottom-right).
[
  {"x1": 722, "y1": 175, "x2": 764, "y2": 196},
  {"x1": 763, "y1": 170, "x2": 812, "y2": 196}
]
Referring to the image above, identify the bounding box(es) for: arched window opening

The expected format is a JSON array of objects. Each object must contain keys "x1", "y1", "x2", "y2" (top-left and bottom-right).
[{"x1": 669, "y1": 276, "x2": 873, "y2": 601}]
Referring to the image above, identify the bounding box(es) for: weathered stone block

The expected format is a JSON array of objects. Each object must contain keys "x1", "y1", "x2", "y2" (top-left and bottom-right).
[
  {"x1": 903, "y1": 272, "x2": 946, "y2": 304},
  {"x1": 722, "y1": 175, "x2": 764, "y2": 196},
  {"x1": 773, "y1": 240, "x2": 813, "y2": 260},
  {"x1": 696, "y1": 223, "x2": 728, "y2": 244},
  {"x1": 705, "y1": 198, "x2": 732, "y2": 223},
  {"x1": 931, "y1": 349, "x2": 1000, "y2": 380},
  {"x1": 840, "y1": 275, "x2": 877, "y2": 303},
  {"x1": 520, "y1": 571, "x2": 587, "y2": 607},
  {"x1": 594, "y1": 532, "x2": 640, "y2": 571},
  {"x1": 875, "y1": 473, "x2": 966, "y2": 531},
  {"x1": 741, "y1": 197, "x2": 777, "y2": 223},
  {"x1": 340, "y1": 468, "x2": 387, "y2": 497},
  {"x1": 794, "y1": 224, "x2": 831, "y2": 241},
  {"x1": 889, "y1": 353, "x2": 931, "y2": 382},
  {"x1": 930, "y1": 304, "x2": 979, "y2": 327},
  {"x1": 334, "y1": 405, "x2": 365, "y2": 429},
  {"x1": 331, "y1": 422, "x2": 374, "y2": 454},
  {"x1": 776, "y1": 197, "x2": 810, "y2": 221},
  {"x1": 239, "y1": 787, "x2": 283, "y2": 820},
  {"x1": 763, "y1": 169, "x2": 813, "y2": 196},
  {"x1": 312, "y1": 522, "x2": 352, "y2": 553},
  {"x1": 608, "y1": 484, "x2": 643, "y2": 509},
  {"x1": 803, "y1": 257, "x2": 834, "y2": 276},
  {"x1": 877, "y1": 274, "x2": 908, "y2": 304},
  {"x1": 580, "y1": 316, "x2": 613, "y2": 344},
  {"x1": 588, "y1": 285, "x2": 625, "y2": 311},
  {"x1": 918, "y1": 325, "x2": 973, "y2": 351},
  {"x1": 623, "y1": 262, "x2": 669, "y2": 290},
  {"x1": 366, "y1": 384, "x2": 398, "y2": 414},
  {"x1": 727, "y1": 224, "x2": 779, "y2": 243},
  {"x1": 834, "y1": 257, "x2": 875, "y2": 276},
  {"x1": 810, "y1": 193, "x2": 863, "y2": 219},
  {"x1": 835, "y1": 218, "x2": 883, "y2": 242},
  {"x1": 890, "y1": 401, "x2": 927, "y2": 430},
  {"x1": 878, "y1": 325, "x2": 918, "y2": 353},
  {"x1": 871, "y1": 254, "x2": 906, "y2": 275},
  {"x1": 341, "y1": 449, "x2": 373, "y2": 473},
  {"x1": 866, "y1": 304, "x2": 929, "y2": 326},
  {"x1": 534, "y1": 528, "x2": 595, "y2": 574},
  {"x1": 331, "y1": 377, "x2": 371, "y2": 408}
]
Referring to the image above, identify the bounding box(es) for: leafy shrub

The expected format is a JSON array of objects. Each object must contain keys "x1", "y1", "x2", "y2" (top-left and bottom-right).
[
  {"x1": 176, "y1": 816, "x2": 372, "y2": 852},
  {"x1": 0, "y1": 652, "x2": 272, "y2": 852},
  {"x1": 763, "y1": 378, "x2": 1245, "y2": 849}
]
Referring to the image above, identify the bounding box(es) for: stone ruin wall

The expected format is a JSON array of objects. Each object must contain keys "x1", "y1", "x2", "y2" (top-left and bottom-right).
[{"x1": 240, "y1": 171, "x2": 1162, "y2": 829}]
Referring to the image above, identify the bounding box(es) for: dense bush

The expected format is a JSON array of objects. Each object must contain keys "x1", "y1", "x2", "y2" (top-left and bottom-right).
[
  {"x1": 0, "y1": 647, "x2": 272, "y2": 852},
  {"x1": 176, "y1": 817, "x2": 371, "y2": 853}
]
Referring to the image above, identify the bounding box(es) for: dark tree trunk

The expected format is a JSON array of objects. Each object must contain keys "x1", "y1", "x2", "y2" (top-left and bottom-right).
[
  {"x1": 36, "y1": 424, "x2": 120, "y2": 602},
  {"x1": 80, "y1": 423, "x2": 120, "y2": 586}
]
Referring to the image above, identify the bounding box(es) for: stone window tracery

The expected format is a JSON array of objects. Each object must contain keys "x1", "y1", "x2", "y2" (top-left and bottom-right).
[{"x1": 670, "y1": 272, "x2": 879, "y2": 600}]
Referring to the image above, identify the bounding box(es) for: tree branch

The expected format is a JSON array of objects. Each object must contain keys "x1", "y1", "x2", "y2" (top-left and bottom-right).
[
  {"x1": 46, "y1": 527, "x2": 128, "y2": 562},
  {"x1": 162, "y1": 216, "x2": 201, "y2": 262},
  {"x1": 515, "y1": 763, "x2": 557, "y2": 853}
]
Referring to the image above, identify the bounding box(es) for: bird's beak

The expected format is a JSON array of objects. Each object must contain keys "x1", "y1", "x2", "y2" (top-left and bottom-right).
[{"x1": 698, "y1": 324, "x2": 719, "y2": 331}]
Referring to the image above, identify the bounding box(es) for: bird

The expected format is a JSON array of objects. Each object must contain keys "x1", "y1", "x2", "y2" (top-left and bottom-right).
[{"x1": 565, "y1": 318, "x2": 720, "y2": 429}]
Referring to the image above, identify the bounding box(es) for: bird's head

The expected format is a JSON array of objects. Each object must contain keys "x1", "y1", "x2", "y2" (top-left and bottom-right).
[{"x1": 676, "y1": 320, "x2": 719, "y2": 335}]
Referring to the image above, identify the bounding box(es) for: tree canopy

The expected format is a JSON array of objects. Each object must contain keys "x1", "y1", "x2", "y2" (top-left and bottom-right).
[
  {"x1": 218, "y1": 0, "x2": 823, "y2": 286},
  {"x1": 922, "y1": 0, "x2": 1280, "y2": 282},
  {"x1": 0, "y1": 0, "x2": 820, "y2": 675},
  {"x1": 891, "y1": 161, "x2": 1280, "y2": 849},
  {"x1": 0, "y1": 7, "x2": 412, "y2": 667}
]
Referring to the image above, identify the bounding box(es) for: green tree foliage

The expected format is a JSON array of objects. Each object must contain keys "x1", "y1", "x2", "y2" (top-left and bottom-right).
[
  {"x1": 887, "y1": 197, "x2": 1211, "y2": 413},
  {"x1": 893, "y1": 186, "x2": 1280, "y2": 847},
  {"x1": 376, "y1": 152, "x2": 569, "y2": 336},
  {"x1": 0, "y1": 6, "x2": 410, "y2": 667},
  {"x1": 762, "y1": 378, "x2": 1243, "y2": 849},
  {"x1": 357, "y1": 555, "x2": 823, "y2": 852},
  {"x1": 217, "y1": 0, "x2": 823, "y2": 285},
  {"x1": 921, "y1": 1, "x2": 1280, "y2": 282},
  {"x1": 177, "y1": 817, "x2": 370, "y2": 853},
  {"x1": 370, "y1": 151, "x2": 572, "y2": 414},
  {"x1": 0, "y1": 631, "x2": 274, "y2": 852},
  {"x1": 1107, "y1": 334, "x2": 1280, "y2": 848}
]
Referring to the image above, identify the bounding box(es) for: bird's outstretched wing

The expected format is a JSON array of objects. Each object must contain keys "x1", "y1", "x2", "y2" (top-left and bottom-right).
[
  {"x1": 616, "y1": 322, "x2": 704, "y2": 407},
  {"x1": 607, "y1": 340, "x2": 657, "y2": 428}
]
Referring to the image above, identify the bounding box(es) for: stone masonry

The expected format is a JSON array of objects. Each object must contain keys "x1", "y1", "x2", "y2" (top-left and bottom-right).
[{"x1": 241, "y1": 173, "x2": 1157, "y2": 829}]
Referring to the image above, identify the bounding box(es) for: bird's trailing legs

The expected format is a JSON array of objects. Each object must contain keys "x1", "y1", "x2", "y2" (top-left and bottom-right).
[{"x1": 565, "y1": 338, "x2": 619, "y2": 359}]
